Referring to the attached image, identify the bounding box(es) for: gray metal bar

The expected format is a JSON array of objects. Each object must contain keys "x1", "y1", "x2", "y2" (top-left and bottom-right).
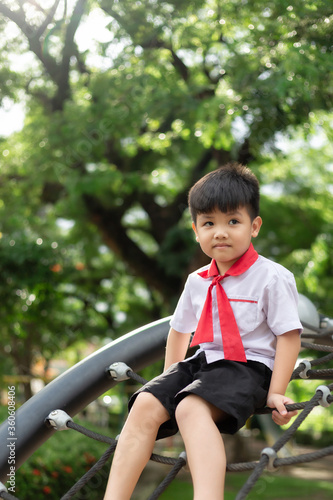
[{"x1": 0, "y1": 317, "x2": 171, "y2": 482}]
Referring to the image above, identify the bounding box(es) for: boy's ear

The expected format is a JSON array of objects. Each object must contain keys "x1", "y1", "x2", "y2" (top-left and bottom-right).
[
  {"x1": 192, "y1": 222, "x2": 199, "y2": 241},
  {"x1": 251, "y1": 216, "x2": 262, "y2": 238}
]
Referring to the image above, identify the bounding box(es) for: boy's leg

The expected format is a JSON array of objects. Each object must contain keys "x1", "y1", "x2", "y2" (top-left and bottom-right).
[
  {"x1": 104, "y1": 392, "x2": 170, "y2": 500},
  {"x1": 175, "y1": 394, "x2": 227, "y2": 500}
]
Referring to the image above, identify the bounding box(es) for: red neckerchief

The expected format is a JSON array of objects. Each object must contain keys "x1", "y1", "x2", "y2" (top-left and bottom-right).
[{"x1": 190, "y1": 243, "x2": 258, "y2": 362}]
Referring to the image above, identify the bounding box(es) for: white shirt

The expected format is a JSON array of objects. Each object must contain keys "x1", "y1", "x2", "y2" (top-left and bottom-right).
[{"x1": 170, "y1": 255, "x2": 303, "y2": 370}]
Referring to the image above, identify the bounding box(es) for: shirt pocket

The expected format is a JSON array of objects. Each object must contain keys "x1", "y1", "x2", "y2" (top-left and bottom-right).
[{"x1": 228, "y1": 295, "x2": 258, "y2": 333}]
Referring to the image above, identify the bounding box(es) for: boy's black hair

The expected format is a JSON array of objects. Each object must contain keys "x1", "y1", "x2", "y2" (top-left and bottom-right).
[{"x1": 188, "y1": 162, "x2": 260, "y2": 224}]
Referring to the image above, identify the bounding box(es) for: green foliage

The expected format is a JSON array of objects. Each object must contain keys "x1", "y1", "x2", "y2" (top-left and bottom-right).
[
  {"x1": 285, "y1": 378, "x2": 333, "y2": 446},
  {"x1": 0, "y1": 0, "x2": 332, "y2": 396},
  {"x1": 12, "y1": 416, "x2": 109, "y2": 499}
]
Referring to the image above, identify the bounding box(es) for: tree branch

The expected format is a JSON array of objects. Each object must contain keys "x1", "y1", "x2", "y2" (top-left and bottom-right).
[
  {"x1": 138, "y1": 149, "x2": 214, "y2": 245},
  {"x1": 101, "y1": 4, "x2": 190, "y2": 83},
  {"x1": 26, "y1": 0, "x2": 46, "y2": 14},
  {"x1": 0, "y1": 0, "x2": 87, "y2": 111},
  {"x1": 83, "y1": 194, "x2": 180, "y2": 298},
  {"x1": 35, "y1": 0, "x2": 61, "y2": 39},
  {"x1": 168, "y1": 47, "x2": 189, "y2": 82},
  {"x1": 0, "y1": 3, "x2": 30, "y2": 34},
  {"x1": 51, "y1": 0, "x2": 87, "y2": 109}
]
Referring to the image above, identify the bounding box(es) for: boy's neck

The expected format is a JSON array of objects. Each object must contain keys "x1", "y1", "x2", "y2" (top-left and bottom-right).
[{"x1": 215, "y1": 244, "x2": 254, "y2": 276}]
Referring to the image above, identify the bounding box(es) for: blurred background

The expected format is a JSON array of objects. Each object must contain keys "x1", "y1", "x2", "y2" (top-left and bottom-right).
[{"x1": 0, "y1": 1, "x2": 332, "y2": 498}]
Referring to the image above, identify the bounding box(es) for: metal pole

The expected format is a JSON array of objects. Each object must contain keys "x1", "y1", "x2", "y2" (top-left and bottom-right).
[{"x1": 0, "y1": 317, "x2": 170, "y2": 482}]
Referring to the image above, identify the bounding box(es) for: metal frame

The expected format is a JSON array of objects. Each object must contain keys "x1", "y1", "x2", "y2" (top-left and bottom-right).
[{"x1": 0, "y1": 317, "x2": 171, "y2": 482}]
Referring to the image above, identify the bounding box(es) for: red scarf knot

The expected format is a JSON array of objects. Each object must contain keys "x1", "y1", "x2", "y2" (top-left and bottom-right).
[{"x1": 190, "y1": 243, "x2": 258, "y2": 363}]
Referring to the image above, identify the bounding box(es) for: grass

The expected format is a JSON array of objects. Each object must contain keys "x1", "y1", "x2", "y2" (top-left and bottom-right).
[{"x1": 159, "y1": 473, "x2": 333, "y2": 499}]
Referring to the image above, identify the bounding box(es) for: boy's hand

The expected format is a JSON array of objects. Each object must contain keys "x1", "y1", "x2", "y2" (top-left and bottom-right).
[{"x1": 266, "y1": 393, "x2": 298, "y2": 426}]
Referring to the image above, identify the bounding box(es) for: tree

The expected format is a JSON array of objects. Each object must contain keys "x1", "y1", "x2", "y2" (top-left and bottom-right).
[{"x1": 0, "y1": 0, "x2": 332, "y2": 393}]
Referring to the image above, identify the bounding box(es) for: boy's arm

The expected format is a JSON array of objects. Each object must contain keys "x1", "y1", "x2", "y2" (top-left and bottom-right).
[
  {"x1": 266, "y1": 329, "x2": 301, "y2": 425},
  {"x1": 164, "y1": 327, "x2": 191, "y2": 371}
]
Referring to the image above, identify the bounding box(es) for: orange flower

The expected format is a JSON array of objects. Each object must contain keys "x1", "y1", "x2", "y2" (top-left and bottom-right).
[
  {"x1": 51, "y1": 471, "x2": 59, "y2": 478},
  {"x1": 75, "y1": 262, "x2": 85, "y2": 270},
  {"x1": 43, "y1": 486, "x2": 52, "y2": 494},
  {"x1": 50, "y1": 263, "x2": 62, "y2": 273},
  {"x1": 63, "y1": 465, "x2": 73, "y2": 474},
  {"x1": 32, "y1": 469, "x2": 41, "y2": 476},
  {"x1": 84, "y1": 452, "x2": 96, "y2": 464}
]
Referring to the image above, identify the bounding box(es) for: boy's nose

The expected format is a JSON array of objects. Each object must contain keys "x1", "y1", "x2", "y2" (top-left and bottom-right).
[{"x1": 214, "y1": 226, "x2": 228, "y2": 239}]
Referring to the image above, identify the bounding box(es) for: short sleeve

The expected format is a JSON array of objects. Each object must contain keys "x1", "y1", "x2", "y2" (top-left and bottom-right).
[
  {"x1": 265, "y1": 272, "x2": 303, "y2": 336},
  {"x1": 169, "y1": 277, "x2": 198, "y2": 334}
]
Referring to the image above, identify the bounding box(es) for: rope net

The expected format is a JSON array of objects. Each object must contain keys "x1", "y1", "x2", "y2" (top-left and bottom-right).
[{"x1": 1, "y1": 339, "x2": 332, "y2": 500}]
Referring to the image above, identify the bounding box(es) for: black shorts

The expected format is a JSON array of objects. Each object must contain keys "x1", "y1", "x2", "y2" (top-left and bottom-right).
[{"x1": 128, "y1": 352, "x2": 272, "y2": 440}]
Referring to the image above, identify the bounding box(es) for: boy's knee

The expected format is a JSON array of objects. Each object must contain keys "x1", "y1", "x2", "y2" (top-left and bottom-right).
[
  {"x1": 134, "y1": 391, "x2": 159, "y2": 411},
  {"x1": 133, "y1": 392, "x2": 169, "y2": 424},
  {"x1": 175, "y1": 395, "x2": 197, "y2": 425},
  {"x1": 175, "y1": 394, "x2": 222, "y2": 426}
]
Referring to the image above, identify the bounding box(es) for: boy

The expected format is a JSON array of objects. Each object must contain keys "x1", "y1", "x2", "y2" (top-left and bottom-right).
[{"x1": 104, "y1": 163, "x2": 302, "y2": 500}]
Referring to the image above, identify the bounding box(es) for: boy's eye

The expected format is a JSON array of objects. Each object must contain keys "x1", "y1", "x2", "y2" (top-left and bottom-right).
[
  {"x1": 229, "y1": 219, "x2": 239, "y2": 225},
  {"x1": 203, "y1": 221, "x2": 214, "y2": 227}
]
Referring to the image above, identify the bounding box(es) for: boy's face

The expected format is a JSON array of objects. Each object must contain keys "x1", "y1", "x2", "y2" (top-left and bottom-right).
[{"x1": 192, "y1": 206, "x2": 262, "y2": 275}]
